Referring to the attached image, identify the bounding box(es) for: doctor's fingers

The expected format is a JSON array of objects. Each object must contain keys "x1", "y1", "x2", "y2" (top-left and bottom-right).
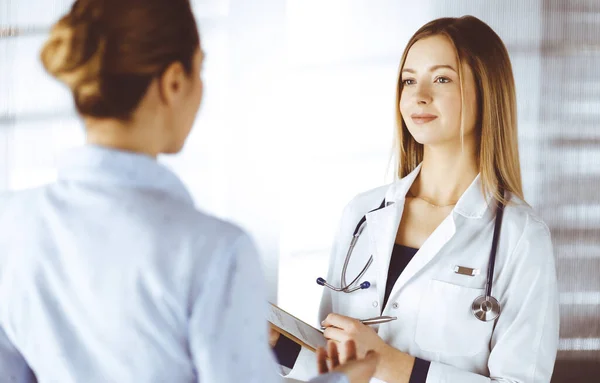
[
  {"x1": 322, "y1": 313, "x2": 360, "y2": 331},
  {"x1": 324, "y1": 326, "x2": 353, "y2": 344}
]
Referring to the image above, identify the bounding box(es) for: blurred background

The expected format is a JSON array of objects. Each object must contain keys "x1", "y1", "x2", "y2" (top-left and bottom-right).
[{"x1": 1, "y1": 0, "x2": 598, "y2": 381}]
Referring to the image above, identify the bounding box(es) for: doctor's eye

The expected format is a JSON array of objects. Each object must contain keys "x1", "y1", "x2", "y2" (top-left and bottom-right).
[
  {"x1": 434, "y1": 76, "x2": 451, "y2": 84},
  {"x1": 402, "y1": 79, "x2": 416, "y2": 86}
]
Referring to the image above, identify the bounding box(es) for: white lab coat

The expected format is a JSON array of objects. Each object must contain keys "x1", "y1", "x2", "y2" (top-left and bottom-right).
[
  {"x1": 286, "y1": 164, "x2": 559, "y2": 383},
  {"x1": 0, "y1": 145, "x2": 347, "y2": 383}
]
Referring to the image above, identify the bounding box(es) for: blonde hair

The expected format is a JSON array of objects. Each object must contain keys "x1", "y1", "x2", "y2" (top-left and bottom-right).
[{"x1": 394, "y1": 16, "x2": 523, "y2": 205}]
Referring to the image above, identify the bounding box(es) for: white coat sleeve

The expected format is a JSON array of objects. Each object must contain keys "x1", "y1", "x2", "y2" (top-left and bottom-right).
[
  {"x1": 284, "y1": 203, "x2": 353, "y2": 381},
  {"x1": 284, "y1": 240, "x2": 343, "y2": 381},
  {"x1": 426, "y1": 216, "x2": 560, "y2": 383}
]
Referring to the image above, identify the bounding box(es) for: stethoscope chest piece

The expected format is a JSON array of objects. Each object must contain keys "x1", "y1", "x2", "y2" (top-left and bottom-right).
[{"x1": 471, "y1": 295, "x2": 500, "y2": 322}]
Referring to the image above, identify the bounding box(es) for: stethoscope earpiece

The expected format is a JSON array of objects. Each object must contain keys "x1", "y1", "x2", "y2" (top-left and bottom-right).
[{"x1": 316, "y1": 277, "x2": 371, "y2": 292}]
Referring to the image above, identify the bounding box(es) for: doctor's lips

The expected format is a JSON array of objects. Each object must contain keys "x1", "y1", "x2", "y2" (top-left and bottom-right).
[{"x1": 410, "y1": 113, "x2": 438, "y2": 124}]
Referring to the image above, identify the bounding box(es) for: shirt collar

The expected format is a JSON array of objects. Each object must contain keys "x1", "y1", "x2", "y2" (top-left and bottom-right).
[
  {"x1": 57, "y1": 145, "x2": 194, "y2": 206},
  {"x1": 386, "y1": 163, "x2": 492, "y2": 219}
]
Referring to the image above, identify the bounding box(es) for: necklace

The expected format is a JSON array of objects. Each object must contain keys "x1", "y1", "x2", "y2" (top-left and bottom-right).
[{"x1": 407, "y1": 191, "x2": 458, "y2": 208}]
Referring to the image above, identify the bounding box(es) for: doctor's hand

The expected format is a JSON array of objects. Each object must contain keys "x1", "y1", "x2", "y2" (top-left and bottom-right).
[
  {"x1": 322, "y1": 314, "x2": 415, "y2": 383},
  {"x1": 321, "y1": 313, "x2": 388, "y2": 360},
  {"x1": 316, "y1": 340, "x2": 378, "y2": 383}
]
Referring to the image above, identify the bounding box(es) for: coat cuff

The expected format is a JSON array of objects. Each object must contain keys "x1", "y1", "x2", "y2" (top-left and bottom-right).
[{"x1": 425, "y1": 361, "x2": 490, "y2": 383}]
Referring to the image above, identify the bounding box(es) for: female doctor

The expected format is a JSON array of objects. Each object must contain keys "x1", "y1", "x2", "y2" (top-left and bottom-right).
[
  {"x1": 275, "y1": 15, "x2": 559, "y2": 383},
  {"x1": 0, "y1": 0, "x2": 378, "y2": 382}
]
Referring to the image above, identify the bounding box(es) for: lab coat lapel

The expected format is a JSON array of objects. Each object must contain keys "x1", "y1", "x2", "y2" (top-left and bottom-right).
[
  {"x1": 387, "y1": 213, "x2": 457, "y2": 301},
  {"x1": 366, "y1": 202, "x2": 403, "y2": 309},
  {"x1": 375, "y1": 171, "x2": 487, "y2": 310}
]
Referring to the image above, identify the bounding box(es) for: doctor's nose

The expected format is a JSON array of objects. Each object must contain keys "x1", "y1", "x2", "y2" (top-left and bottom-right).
[{"x1": 414, "y1": 84, "x2": 433, "y2": 105}]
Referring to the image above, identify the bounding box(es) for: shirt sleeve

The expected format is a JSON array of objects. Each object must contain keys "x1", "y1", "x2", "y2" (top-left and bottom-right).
[
  {"x1": 425, "y1": 216, "x2": 559, "y2": 383},
  {"x1": 188, "y1": 231, "x2": 282, "y2": 383},
  {"x1": 187, "y1": 230, "x2": 350, "y2": 383},
  {"x1": 0, "y1": 325, "x2": 36, "y2": 382}
]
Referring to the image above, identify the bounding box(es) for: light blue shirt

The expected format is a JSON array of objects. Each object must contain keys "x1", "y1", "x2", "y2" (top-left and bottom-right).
[{"x1": 0, "y1": 145, "x2": 346, "y2": 383}]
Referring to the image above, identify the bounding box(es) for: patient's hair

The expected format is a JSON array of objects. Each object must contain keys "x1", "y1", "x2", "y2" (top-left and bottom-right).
[{"x1": 41, "y1": 0, "x2": 200, "y2": 120}]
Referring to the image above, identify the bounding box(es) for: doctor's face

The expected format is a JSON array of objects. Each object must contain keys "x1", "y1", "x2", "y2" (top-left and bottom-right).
[{"x1": 399, "y1": 35, "x2": 478, "y2": 148}]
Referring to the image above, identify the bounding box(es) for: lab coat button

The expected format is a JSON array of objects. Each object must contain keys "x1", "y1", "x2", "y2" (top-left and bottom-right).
[
  {"x1": 392, "y1": 302, "x2": 399, "y2": 309},
  {"x1": 372, "y1": 301, "x2": 378, "y2": 308}
]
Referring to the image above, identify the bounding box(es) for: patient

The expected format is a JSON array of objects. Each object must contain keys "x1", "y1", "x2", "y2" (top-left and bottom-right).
[{"x1": 0, "y1": 0, "x2": 377, "y2": 382}]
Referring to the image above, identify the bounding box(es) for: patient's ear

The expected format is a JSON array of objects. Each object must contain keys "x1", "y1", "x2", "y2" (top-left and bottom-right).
[{"x1": 156, "y1": 61, "x2": 189, "y2": 107}]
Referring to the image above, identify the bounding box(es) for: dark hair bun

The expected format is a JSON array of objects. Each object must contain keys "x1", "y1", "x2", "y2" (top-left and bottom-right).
[
  {"x1": 40, "y1": 0, "x2": 200, "y2": 120},
  {"x1": 41, "y1": 14, "x2": 105, "y2": 113}
]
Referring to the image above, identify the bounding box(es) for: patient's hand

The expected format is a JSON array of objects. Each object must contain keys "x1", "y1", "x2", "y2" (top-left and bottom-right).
[
  {"x1": 316, "y1": 340, "x2": 378, "y2": 383},
  {"x1": 269, "y1": 323, "x2": 281, "y2": 347}
]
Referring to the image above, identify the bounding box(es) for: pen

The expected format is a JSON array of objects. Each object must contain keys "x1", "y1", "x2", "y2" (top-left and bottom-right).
[
  {"x1": 360, "y1": 316, "x2": 397, "y2": 325},
  {"x1": 320, "y1": 316, "x2": 397, "y2": 330}
]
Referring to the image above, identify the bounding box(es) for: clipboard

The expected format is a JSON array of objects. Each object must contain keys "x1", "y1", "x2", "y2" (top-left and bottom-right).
[{"x1": 267, "y1": 302, "x2": 327, "y2": 353}]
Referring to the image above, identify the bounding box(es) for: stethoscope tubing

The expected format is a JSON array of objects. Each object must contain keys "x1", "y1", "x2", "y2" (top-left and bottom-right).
[{"x1": 317, "y1": 188, "x2": 506, "y2": 322}]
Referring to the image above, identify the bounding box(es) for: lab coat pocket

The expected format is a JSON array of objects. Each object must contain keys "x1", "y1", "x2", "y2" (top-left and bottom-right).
[{"x1": 415, "y1": 279, "x2": 493, "y2": 357}]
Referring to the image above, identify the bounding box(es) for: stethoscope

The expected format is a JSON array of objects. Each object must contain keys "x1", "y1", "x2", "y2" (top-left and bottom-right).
[{"x1": 317, "y1": 190, "x2": 506, "y2": 322}]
